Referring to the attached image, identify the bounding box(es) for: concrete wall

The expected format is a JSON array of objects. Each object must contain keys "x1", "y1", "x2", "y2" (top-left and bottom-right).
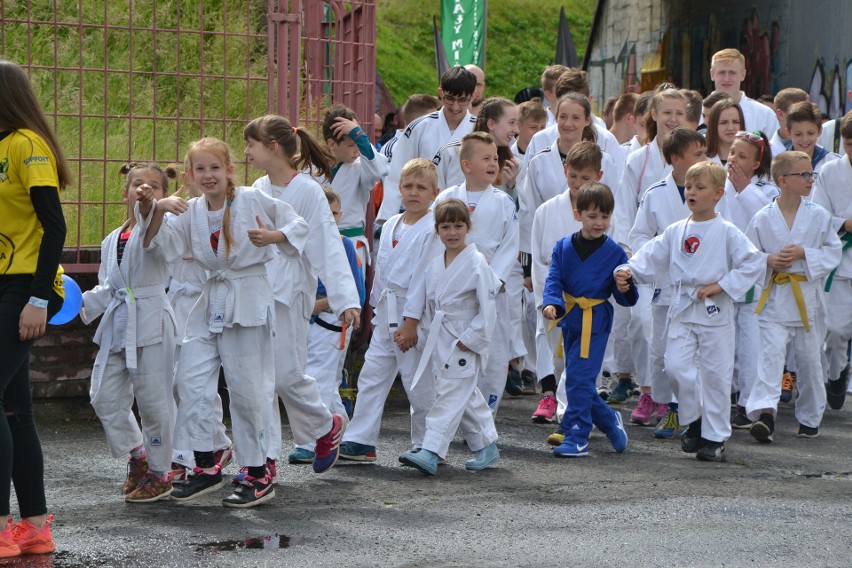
[{"x1": 586, "y1": 0, "x2": 852, "y2": 119}]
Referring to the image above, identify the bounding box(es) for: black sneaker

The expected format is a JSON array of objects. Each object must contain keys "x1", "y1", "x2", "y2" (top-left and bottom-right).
[
  {"x1": 222, "y1": 474, "x2": 275, "y2": 508},
  {"x1": 696, "y1": 440, "x2": 727, "y2": 462},
  {"x1": 505, "y1": 366, "x2": 523, "y2": 396},
  {"x1": 520, "y1": 369, "x2": 537, "y2": 395},
  {"x1": 171, "y1": 466, "x2": 224, "y2": 501},
  {"x1": 731, "y1": 406, "x2": 752, "y2": 429},
  {"x1": 797, "y1": 424, "x2": 820, "y2": 438},
  {"x1": 826, "y1": 364, "x2": 850, "y2": 410},
  {"x1": 749, "y1": 413, "x2": 775, "y2": 443},
  {"x1": 681, "y1": 419, "x2": 703, "y2": 453}
]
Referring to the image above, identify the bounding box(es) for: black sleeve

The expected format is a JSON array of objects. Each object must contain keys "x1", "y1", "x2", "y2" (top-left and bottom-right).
[
  {"x1": 520, "y1": 252, "x2": 532, "y2": 278},
  {"x1": 29, "y1": 186, "x2": 67, "y2": 300}
]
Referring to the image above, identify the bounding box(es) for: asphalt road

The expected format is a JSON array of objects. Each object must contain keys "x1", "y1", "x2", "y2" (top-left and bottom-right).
[{"x1": 4, "y1": 387, "x2": 851, "y2": 568}]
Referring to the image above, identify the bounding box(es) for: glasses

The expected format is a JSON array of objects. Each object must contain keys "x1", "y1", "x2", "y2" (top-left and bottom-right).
[
  {"x1": 781, "y1": 172, "x2": 818, "y2": 182},
  {"x1": 734, "y1": 130, "x2": 765, "y2": 161},
  {"x1": 442, "y1": 94, "x2": 471, "y2": 106}
]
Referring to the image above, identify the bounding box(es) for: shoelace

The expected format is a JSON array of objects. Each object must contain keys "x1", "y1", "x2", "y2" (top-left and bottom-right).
[
  {"x1": 781, "y1": 373, "x2": 796, "y2": 391},
  {"x1": 660, "y1": 412, "x2": 679, "y2": 431}
]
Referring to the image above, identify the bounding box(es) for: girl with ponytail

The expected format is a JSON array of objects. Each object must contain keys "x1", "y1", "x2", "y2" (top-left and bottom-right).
[{"x1": 136, "y1": 136, "x2": 310, "y2": 508}]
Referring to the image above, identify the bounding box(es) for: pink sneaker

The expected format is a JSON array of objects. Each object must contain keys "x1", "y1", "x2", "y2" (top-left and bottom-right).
[
  {"x1": 656, "y1": 403, "x2": 668, "y2": 422},
  {"x1": 630, "y1": 393, "x2": 656, "y2": 426},
  {"x1": 531, "y1": 395, "x2": 557, "y2": 423}
]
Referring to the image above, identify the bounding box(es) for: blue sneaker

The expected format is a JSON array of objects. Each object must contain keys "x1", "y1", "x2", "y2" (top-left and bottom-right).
[
  {"x1": 607, "y1": 378, "x2": 634, "y2": 404},
  {"x1": 399, "y1": 448, "x2": 438, "y2": 475},
  {"x1": 398, "y1": 448, "x2": 447, "y2": 466},
  {"x1": 553, "y1": 441, "x2": 590, "y2": 457},
  {"x1": 287, "y1": 447, "x2": 315, "y2": 464},
  {"x1": 313, "y1": 414, "x2": 345, "y2": 473},
  {"x1": 339, "y1": 441, "x2": 377, "y2": 463},
  {"x1": 465, "y1": 442, "x2": 499, "y2": 471},
  {"x1": 607, "y1": 410, "x2": 628, "y2": 453},
  {"x1": 653, "y1": 409, "x2": 681, "y2": 439}
]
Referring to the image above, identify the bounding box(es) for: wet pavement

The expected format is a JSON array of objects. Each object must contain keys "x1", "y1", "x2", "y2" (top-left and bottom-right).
[{"x1": 4, "y1": 387, "x2": 852, "y2": 568}]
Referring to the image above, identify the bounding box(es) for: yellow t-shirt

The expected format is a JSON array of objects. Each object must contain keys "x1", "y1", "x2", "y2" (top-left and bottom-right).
[{"x1": 0, "y1": 128, "x2": 65, "y2": 297}]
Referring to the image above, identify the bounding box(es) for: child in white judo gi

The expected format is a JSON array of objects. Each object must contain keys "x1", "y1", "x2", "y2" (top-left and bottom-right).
[
  {"x1": 320, "y1": 104, "x2": 389, "y2": 268},
  {"x1": 745, "y1": 151, "x2": 841, "y2": 443},
  {"x1": 137, "y1": 137, "x2": 311, "y2": 508},
  {"x1": 542, "y1": 182, "x2": 636, "y2": 458},
  {"x1": 339, "y1": 158, "x2": 441, "y2": 462},
  {"x1": 433, "y1": 132, "x2": 519, "y2": 414},
  {"x1": 398, "y1": 198, "x2": 501, "y2": 475},
  {"x1": 616, "y1": 162, "x2": 765, "y2": 462},
  {"x1": 811, "y1": 111, "x2": 852, "y2": 410},
  {"x1": 81, "y1": 162, "x2": 179, "y2": 502},
  {"x1": 288, "y1": 187, "x2": 366, "y2": 464},
  {"x1": 244, "y1": 115, "x2": 359, "y2": 481},
  {"x1": 723, "y1": 130, "x2": 778, "y2": 428}
]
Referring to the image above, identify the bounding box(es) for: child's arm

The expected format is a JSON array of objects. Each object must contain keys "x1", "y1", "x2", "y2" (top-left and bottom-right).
[
  {"x1": 811, "y1": 177, "x2": 849, "y2": 234},
  {"x1": 614, "y1": 157, "x2": 640, "y2": 250},
  {"x1": 529, "y1": 207, "x2": 549, "y2": 306},
  {"x1": 254, "y1": 190, "x2": 309, "y2": 258},
  {"x1": 610, "y1": 248, "x2": 639, "y2": 306},
  {"x1": 489, "y1": 198, "x2": 520, "y2": 286},
  {"x1": 135, "y1": 185, "x2": 188, "y2": 250},
  {"x1": 799, "y1": 214, "x2": 843, "y2": 281},
  {"x1": 80, "y1": 236, "x2": 114, "y2": 324},
  {"x1": 618, "y1": 229, "x2": 672, "y2": 286},
  {"x1": 541, "y1": 241, "x2": 567, "y2": 319},
  {"x1": 628, "y1": 193, "x2": 659, "y2": 254}
]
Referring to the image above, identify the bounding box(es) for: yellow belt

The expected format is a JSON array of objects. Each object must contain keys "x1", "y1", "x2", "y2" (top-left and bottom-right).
[
  {"x1": 754, "y1": 271, "x2": 809, "y2": 331},
  {"x1": 548, "y1": 293, "x2": 605, "y2": 359}
]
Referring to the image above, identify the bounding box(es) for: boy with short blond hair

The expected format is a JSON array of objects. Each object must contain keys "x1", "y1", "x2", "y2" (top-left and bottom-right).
[
  {"x1": 745, "y1": 151, "x2": 842, "y2": 442},
  {"x1": 338, "y1": 158, "x2": 443, "y2": 462},
  {"x1": 617, "y1": 161, "x2": 765, "y2": 462},
  {"x1": 770, "y1": 88, "x2": 808, "y2": 156},
  {"x1": 710, "y1": 48, "x2": 778, "y2": 137}
]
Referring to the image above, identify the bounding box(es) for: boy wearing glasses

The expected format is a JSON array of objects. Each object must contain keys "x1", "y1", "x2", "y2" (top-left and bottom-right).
[
  {"x1": 377, "y1": 66, "x2": 477, "y2": 223},
  {"x1": 811, "y1": 111, "x2": 852, "y2": 410},
  {"x1": 745, "y1": 151, "x2": 842, "y2": 443}
]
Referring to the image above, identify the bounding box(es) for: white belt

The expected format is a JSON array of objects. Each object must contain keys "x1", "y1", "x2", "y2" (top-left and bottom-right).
[
  {"x1": 378, "y1": 288, "x2": 406, "y2": 335},
  {"x1": 410, "y1": 308, "x2": 478, "y2": 389},
  {"x1": 198, "y1": 265, "x2": 267, "y2": 333},
  {"x1": 91, "y1": 283, "x2": 166, "y2": 384}
]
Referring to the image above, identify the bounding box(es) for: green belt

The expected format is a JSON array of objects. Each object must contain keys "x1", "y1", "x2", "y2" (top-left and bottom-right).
[
  {"x1": 824, "y1": 232, "x2": 852, "y2": 292},
  {"x1": 340, "y1": 226, "x2": 365, "y2": 238}
]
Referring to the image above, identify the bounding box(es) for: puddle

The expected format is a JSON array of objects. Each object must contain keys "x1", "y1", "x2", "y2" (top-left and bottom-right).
[
  {"x1": 0, "y1": 551, "x2": 108, "y2": 568},
  {"x1": 793, "y1": 470, "x2": 851, "y2": 479},
  {"x1": 193, "y1": 534, "x2": 311, "y2": 552}
]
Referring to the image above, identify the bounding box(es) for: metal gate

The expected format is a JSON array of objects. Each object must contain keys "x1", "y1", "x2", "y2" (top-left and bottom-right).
[{"x1": 0, "y1": 1, "x2": 376, "y2": 272}]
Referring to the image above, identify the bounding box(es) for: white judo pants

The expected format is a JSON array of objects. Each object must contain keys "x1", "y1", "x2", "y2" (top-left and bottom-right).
[
  {"x1": 610, "y1": 303, "x2": 635, "y2": 375},
  {"x1": 649, "y1": 303, "x2": 673, "y2": 404},
  {"x1": 90, "y1": 336, "x2": 176, "y2": 474},
  {"x1": 297, "y1": 315, "x2": 353, "y2": 451},
  {"x1": 626, "y1": 285, "x2": 652, "y2": 386},
  {"x1": 342, "y1": 323, "x2": 435, "y2": 449},
  {"x1": 521, "y1": 287, "x2": 538, "y2": 374},
  {"x1": 747, "y1": 319, "x2": 826, "y2": 428},
  {"x1": 824, "y1": 278, "x2": 852, "y2": 385},
  {"x1": 423, "y1": 364, "x2": 497, "y2": 457},
  {"x1": 266, "y1": 297, "x2": 334, "y2": 458},
  {"x1": 664, "y1": 322, "x2": 734, "y2": 443},
  {"x1": 506, "y1": 262, "x2": 527, "y2": 360},
  {"x1": 478, "y1": 291, "x2": 512, "y2": 414},
  {"x1": 170, "y1": 292, "x2": 230, "y2": 468},
  {"x1": 732, "y1": 302, "x2": 760, "y2": 407},
  {"x1": 174, "y1": 325, "x2": 272, "y2": 468}
]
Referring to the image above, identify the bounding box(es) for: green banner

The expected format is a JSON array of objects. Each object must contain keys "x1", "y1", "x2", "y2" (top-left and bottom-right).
[{"x1": 441, "y1": 0, "x2": 486, "y2": 68}]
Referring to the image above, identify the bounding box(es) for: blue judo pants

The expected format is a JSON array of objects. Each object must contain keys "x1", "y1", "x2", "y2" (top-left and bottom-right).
[{"x1": 559, "y1": 328, "x2": 619, "y2": 445}]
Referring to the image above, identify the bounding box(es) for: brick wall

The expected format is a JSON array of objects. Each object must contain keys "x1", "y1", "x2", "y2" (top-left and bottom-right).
[{"x1": 30, "y1": 250, "x2": 100, "y2": 399}]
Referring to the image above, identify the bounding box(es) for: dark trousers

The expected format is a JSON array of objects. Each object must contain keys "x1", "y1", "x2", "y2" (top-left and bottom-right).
[{"x1": 0, "y1": 275, "x2": 61, "y2": 517}]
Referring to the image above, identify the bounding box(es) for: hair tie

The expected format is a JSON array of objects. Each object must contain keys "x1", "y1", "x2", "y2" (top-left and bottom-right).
[
  {"x1": 293, "y1": 126, "x2": 298, "y2": 134},
  {"x1": 226, "y1": 199, "x2": 233, "y2": 207}
]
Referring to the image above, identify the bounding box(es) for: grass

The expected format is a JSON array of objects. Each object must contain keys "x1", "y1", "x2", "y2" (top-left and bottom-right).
[
  {"x1": 1, "y1": 0, "x2": 594, "y2": 247},
  {"x1": 376, "y1": 0, "x2": 595, "y2": 104}
]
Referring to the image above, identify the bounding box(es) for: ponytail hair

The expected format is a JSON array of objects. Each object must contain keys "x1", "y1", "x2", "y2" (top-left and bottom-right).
[
  {"x1": 474, "y1": 96, "x2": 516, "y2": 172},
  {"x1": 244, "y1": 114, "x2": 334, "y2": 180},
  {"x1": 646, "y1": 89, "x2": 687, "y2": 143},
  {"x1": 186, "y1": 137, "x2": 238, "y2": 257},
  {"x1": 555, "y1": 93, "x2": 597, "y2": 143}
]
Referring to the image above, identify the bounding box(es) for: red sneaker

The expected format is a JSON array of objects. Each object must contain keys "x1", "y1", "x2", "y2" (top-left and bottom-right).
[
  {"x1": 0, "y1": 517, "x2": 21, "y2": 558},
  {"x1": 12, "y1": 514, "x2": 55, "y2": 555}
]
